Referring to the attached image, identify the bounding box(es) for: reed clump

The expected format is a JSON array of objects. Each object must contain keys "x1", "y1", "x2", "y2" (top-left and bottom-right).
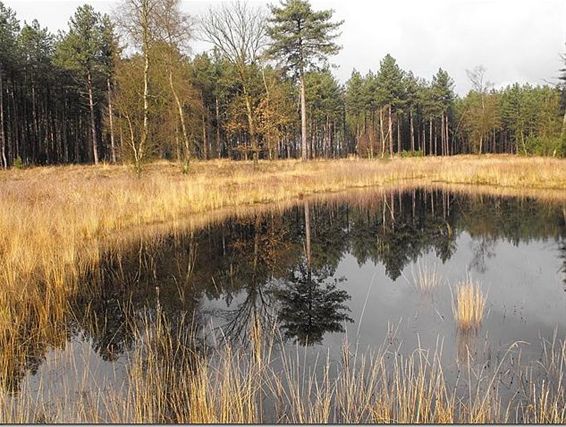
[{"x1": 453, "y1": 281, "x2": 486, "y2": 331}]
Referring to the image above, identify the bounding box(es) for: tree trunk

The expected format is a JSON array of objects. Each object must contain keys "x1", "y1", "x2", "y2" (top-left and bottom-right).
[
  {"x1": 31, "y1": 81, "x2": 38, "y2": 161},
  {"x1": 446, "y1": 114, "x2": 450, "y2": 155},
  {"x1": 380, "y1": 107, "x2": 385, "y2": 158},
  {"x1": 396, "y1": 116, "x2": 401, "y2": 153},
  {"x1": 299, "y1": 73, "x2": 308, "y2": 160},
  {"x1": 87, "y1": 70, "x2": 99, "y2": 165},
  {"x1": 410, "y1": 109, "x2": 415, "y2": 152},
  {"x1": 215, "y1": 97, "x2": 221, "y2": 158},
  {"x1": 202, "y1": 111, "x2": 208, "y2": 160},
  {"x1": 429, "y1": 118, "x2": 433, "y2": 156},
  {"x1": 175, "y1": 124, "x2": 180, "y2": 162},
  {"x1": 107, "y1": 77, "x2": 116, "y2": 163},
  {"x1": 0, "y1": 69, "x2": 6, "y2": 168},
  {"x1": 441, "y1": 113, "x2": 445, "y2": 156},
  {"x1": 243, "y1": 91, "x2": 258, "y2": 167},
  {"x1": 168, "y1": 67, "x2": 191, "y2": 169},
  {"x1": 309, "y1": 118, "x2": 314, "y2": 159},
  {"x1": 388, "y1": 105, "x2": 393, "y2": 156},
  {"x1": 139, "y1": 11, "x2": 151, "y2": 174},
  {"x1": 304, "y1": 200, "x2": 311, "y2": 267}
]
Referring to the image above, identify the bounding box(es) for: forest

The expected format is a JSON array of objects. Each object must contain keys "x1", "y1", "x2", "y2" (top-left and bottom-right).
[{"x1": 0, "y1": 0, "x2": 565, "y2": 170}]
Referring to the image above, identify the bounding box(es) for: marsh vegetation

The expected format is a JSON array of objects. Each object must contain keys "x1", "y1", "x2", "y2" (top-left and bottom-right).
[{"x1": 0, "y1": 167, "x2": 566, "y2": 422}]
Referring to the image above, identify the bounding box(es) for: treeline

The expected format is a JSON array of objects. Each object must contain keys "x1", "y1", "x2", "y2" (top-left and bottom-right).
[
  {"x1": 346, "y1": 62, "x2": 566, "y2": 157},
  {"x1": 0, "y1": 0, "x2": 565, "y2": 169}
]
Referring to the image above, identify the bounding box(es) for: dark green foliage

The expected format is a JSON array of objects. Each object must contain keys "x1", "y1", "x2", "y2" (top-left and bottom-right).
[
  {"x1": 274, "y1": 264, "x2": 352, "y2": 346},
  {"x1": 0, "y1": 1, "x2": 117, "y2": 167},
  {"x1": 266, "y1": 0, "x2": 343, "y2": 75},
  {"x1": 376, "y1": 54, "x2": 405, "y2": 110}
]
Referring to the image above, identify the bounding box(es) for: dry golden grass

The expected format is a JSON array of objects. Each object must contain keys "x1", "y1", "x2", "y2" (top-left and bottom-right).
[
  {"x1": 0, "y1": 155, "x2": 565, "y2": 423},
  {"x1": 453, "y1": 281, "x2": 487, "y2": 331}
]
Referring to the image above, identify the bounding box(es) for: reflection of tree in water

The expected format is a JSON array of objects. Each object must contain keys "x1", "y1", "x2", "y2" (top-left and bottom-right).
[
  {"x1": 350, "y1": 190, "x2": 459, "y2": 280},
  {"x1": 70, "y1": 234, "x2": 205, "y2": 363},
  {"x1": 274, "y1": 201, "x2": 353, "y2": 346},
  {"x1": 73, "y1": 191, "x2": 565, "y2": 358},
  {"x1": 469, "y1": 237, "x2": 496, "y2": 274},
  {"x1": 274, "y1": 263, "x2": 352, "y2": 346},
  {"x1": 216, "y1": 214, "x2": 295, "y2": 346}
]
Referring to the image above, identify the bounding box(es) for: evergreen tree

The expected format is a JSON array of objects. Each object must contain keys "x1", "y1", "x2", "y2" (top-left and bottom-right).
[
  {"x1": 431, "y1": 68, "x2": 455, "y2": 155},
  {"x1": 403, "y1": 71, "x2": 420, "y2": 153},
  {"x1": 0, "y1": 2, "x2": 19, "y2": 168},
  {"x1": 55, "y1": 5, "x2": 107, "y2": 164},
  {"x1": 100, "y1": 15, "x2": 120, "y2": 162},
  {"x1": 376, "y1": 54, "x2": 404, "y2": 156},
  {"x1": 304, "y1": 69, "x2": 343, "y2": 158},
  {"x1": 266, "y1": 0, "x2": 343, "y2": 160},
  {"x1": 345, "y1": 69, "x2": 365, "y2": 148}
]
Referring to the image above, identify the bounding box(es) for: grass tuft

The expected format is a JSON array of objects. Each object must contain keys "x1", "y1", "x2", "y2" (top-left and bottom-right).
[{"x1": 453, "y1": 281, "x2": 486, "y2": 331}]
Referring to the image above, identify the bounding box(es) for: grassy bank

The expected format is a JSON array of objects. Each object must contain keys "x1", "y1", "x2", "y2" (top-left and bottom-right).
[{"x1": 2, "y1": 155, "x2": 565, "y2": 245}]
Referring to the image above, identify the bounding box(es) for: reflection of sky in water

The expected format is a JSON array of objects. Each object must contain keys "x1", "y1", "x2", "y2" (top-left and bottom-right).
[
  {"x1": 9, "y1": 189, "x2": 566, "y2": 412},
  {"x1": 333, "y1": 233, "x2": 565, "y2": 365},
  {"x1": 197, "y1": 223, "x2": 566, "y2": 410}
]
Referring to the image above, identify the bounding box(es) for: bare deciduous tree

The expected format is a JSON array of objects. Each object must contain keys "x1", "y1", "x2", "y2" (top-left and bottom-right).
[
  {"x1": 154, "y1": 0, "x2": 194, "y2": 172},
  {"x1": 200, "y1": 1, "x2": 267, "y2": 166},
  {"x1": 115, "y1": 0, "x2": 160, "y2": 173},
  {"x1": 465, "y1": 66, "x2": 499, "y2": 154}
]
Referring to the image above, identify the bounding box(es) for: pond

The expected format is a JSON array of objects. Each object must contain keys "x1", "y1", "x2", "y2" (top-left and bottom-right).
[{"x1": 7, "y1": 187, "x2": 566, "y2": 421}]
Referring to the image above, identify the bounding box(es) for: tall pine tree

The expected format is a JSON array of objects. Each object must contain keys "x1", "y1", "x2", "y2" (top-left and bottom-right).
[{"x1": 266, "y1": 0, "x2": 343, "y2": 160}]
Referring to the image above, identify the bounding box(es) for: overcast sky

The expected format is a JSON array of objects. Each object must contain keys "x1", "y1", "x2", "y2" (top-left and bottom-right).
[{"x1": 5, "y1": 0, "x2": 566, "y2": 94}]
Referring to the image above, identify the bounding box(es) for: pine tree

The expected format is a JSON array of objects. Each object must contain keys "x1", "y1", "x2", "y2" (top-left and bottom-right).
[
  {"x1": 305, "y1": 69, "x2": 343, "y2": 158},
  {"x1": 55, "y1": 5, "x2": 107, "y2": 164},
  {"x1": 266, "y1": 0, "x2": 343, "y2": 160},
  {"x1": 345, "y1": 69, "x2": 365, "y2": 153},
  {"x1": 431, "y1": 68, "x2": 455, "y2": 155},
  {"x1": 100, "y1": 15, "x2": 120, "y2": 163},
  {"x1": 376, "y1": 54, "x2": 404, "y2": 156},
  {"x1": 0, "y1": 2, "x2": 19, "y2": 168},
  {"x1": 403, "y1": 71, "x2": 419, "y2": 152}
]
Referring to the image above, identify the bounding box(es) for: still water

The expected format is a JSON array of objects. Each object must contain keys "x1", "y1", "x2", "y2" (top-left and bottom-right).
[{"x1": 10, "y1": 188, "x2": 566, "y2": 413}]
